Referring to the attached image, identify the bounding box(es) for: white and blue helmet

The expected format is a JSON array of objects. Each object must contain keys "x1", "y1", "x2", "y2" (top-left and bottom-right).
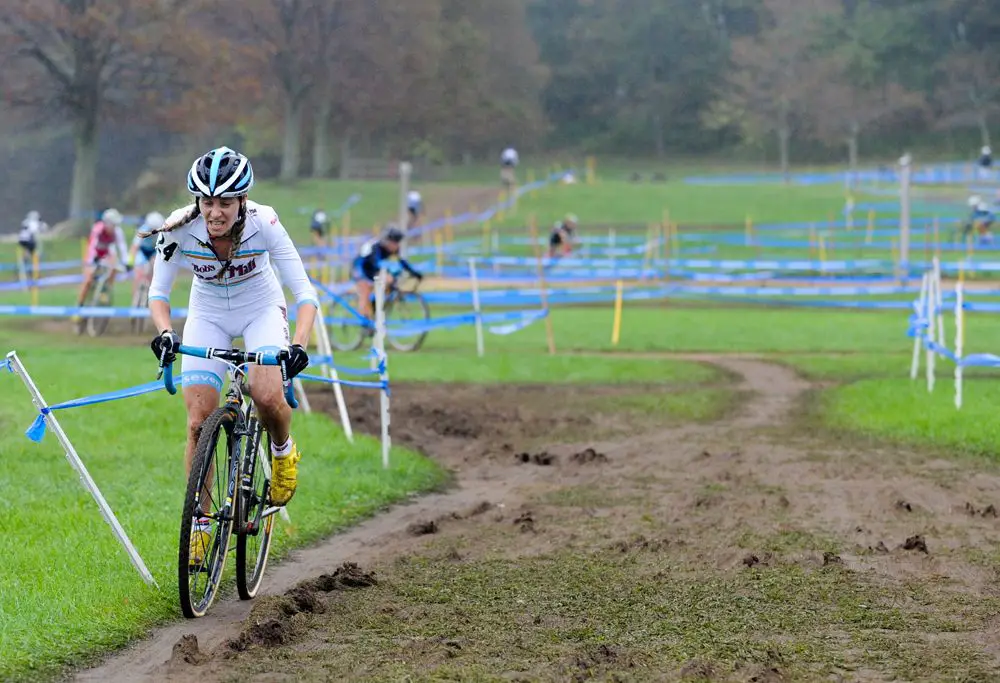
[{"x1": 187, "y1": 146, "x2": 254, "y2": 198}]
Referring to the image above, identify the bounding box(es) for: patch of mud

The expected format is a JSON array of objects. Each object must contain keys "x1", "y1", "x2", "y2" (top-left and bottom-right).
[
  {"x1": 513, "y1": 511, "x2": 535, "y2": 533},
  {"x1": 822, "y1": 551, "x2": 843, "y2": 566},
  {"x1": 902, "y1": 534, "x2": 929, "y2": 554},
  {"x1": 227, "y1": 563, "x2": 376, "y2": 652},
  {"x1": 570, "y1": 447, "x2": 608, "y2": 464},
  {"x1": 608, "y1": 534, "x2": 669, "y2": 553},
  {"x1": 515, "y1": 451, "x2": 556, "y2": 466},
  {"x1": 680, "y1": 658, "x2": 717, "y2": 680},
  {"x1": 406, "y1": 520, "x2": 439, "y2": 536},
  {"x1": 335, "y1": 382, "x2": 633, "y2": 457},
  {"x1": 168, "y1": 635, "x2": 207, "y2": 666},
  {"x1": 965, "y1": 502, "x2": 998, "y2": 517},
  {"x1": 742, "y1": 552, "x2": 774, "y2": 568},
  {"x1": 564, "y1": 644, "x2": 637, "y2": 682}
]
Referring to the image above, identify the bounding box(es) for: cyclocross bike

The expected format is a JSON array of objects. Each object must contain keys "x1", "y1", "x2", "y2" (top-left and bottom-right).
[
  {"x1": 76, "y1": 261, "x2": 127, "y2": 338},
  {"x1": 158, "y1": 344, "x2": 298, "y2": 618},
  {"x1": 327, "y1": 273, "x2": 430, "y2": 353}
]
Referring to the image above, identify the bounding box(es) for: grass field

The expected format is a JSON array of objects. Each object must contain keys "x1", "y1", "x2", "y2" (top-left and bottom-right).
[{"x1": 4, "y1": 167, "x2": 1000, "y2": 680}]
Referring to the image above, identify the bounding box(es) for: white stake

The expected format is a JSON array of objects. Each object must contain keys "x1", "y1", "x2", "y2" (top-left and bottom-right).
[
  {"x1": 910, "y1": 272, "x2": 928, "y2": 380},
  {"x1": 469, "y1": 257, "x2": 485, "y2": 358},
  {"x1": 955, "y1": 282, "x2": 964, "y2": 410},
  {"x1": 927, "y1": 266, "x2": 937, "y2": 393},
  {"x1": 313, "y1": 301, "x2": 353, "y2": 442},
  {"x1": 934, "y1": 257, "x2": 944, "y2": 352},
  {"x1": 373, "y1": 270, "x2": 390, "y2": 468}
]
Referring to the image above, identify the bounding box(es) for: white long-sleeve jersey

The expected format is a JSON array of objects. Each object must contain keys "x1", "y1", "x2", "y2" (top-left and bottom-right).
[{"x1": 148, "y1": 200, "x2": 319, "y2": 314}]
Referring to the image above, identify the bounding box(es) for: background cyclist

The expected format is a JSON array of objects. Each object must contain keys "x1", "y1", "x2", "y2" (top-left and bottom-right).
[
  {"x1": 406, "y1": 190, "x2": 423, "y2": 229},
  {"x1": 549, "y1": 213, "x2": 578, "y2": 258},
  {"x1": 500, "y1": 146, "x2": 519, "y2": 196},
  {"x1": 127, "y1": 211, "x2": 164, "y2": 305},
  {"x1": 310, "y1": 209, "x2": 329, "y2": 247},
  {"x1": 74, "y1": 208, "x2": 130, "y2": 315},
  {"x1": 16, "y1": 210, "x2": 48, "y2": 283},
  {"x1": 352, "y1": 224, "x2": 423, "y2": 323}
]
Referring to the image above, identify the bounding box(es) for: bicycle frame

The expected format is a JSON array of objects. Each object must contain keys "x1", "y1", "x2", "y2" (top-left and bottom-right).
[
  {"x1": 329, "y1": 273, "x2": 421, "y2": 327},
  {"x1": 159, "y1": 346, "x2": 298, "y2": 532}
]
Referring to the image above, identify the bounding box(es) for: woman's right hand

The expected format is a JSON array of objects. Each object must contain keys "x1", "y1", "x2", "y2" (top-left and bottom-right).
[{"x1": 150, "y1": 329, "x2": 181, "y2": 364}]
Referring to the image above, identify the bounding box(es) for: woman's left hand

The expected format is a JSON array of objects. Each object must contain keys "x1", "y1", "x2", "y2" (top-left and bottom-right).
[{"x1": 286, "y1": 344, "x2": 309, "y2": 378}]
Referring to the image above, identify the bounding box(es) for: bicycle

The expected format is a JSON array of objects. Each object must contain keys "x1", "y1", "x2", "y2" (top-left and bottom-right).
[
  {"x1": 328, "y1": 274, "x2": 430, "y2": 353},
  {"x1": 130, "y1": 261, "x2": 153, "y2": 335},
  {"x1": 76, "y1": 261, "x2": 126, "y2": 338},
  {"x1": 157, "y1": 345, "x2": 299, "y2": 618}
]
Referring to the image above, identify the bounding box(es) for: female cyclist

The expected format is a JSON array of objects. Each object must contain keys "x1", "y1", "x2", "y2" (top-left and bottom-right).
[
  {"x1": 142, "y1": 147, "x2": 318, "y2": 559},
  {"x1": 128, "y1": 211, "x2": 164, "y2": 305}
]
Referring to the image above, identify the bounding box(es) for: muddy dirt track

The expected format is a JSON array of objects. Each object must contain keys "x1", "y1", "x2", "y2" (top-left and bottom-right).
[{"x1": 76, "y1": 357, "x2": 1000, "y2": 682}]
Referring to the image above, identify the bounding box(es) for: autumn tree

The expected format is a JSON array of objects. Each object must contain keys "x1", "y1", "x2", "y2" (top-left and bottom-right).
[
  {"x1": 0, "y1": 0, "x2": 224, "y2": 231},
  {"x1": 432, "y1": 0, "x2": 546, "y2": 157},
  {"x1": 716, "y1": 0, "x2": 833, "y2": 177},
  {"x1": 934, "y1": 38, "x2": 1000, "y2": 147},
  {"x1": 238, "y1": 0, "x2": 345, "y2": 181}
]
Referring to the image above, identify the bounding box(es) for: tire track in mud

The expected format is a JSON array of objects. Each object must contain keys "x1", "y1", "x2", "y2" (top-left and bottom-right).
[{"x1": 75, "y1": 357, "x2": 1000, "y2": 681}]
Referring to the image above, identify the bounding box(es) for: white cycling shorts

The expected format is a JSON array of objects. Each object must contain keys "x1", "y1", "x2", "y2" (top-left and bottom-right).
[{"x1": 181, "y1": 303, "x2": 291, "y2": 390}]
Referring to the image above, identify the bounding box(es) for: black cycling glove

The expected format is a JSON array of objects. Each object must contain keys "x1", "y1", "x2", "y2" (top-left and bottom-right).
[
  {"x1": 286, "y1": 344, "x2": 309, "y2": 379},
  {"x1": 151, "y1": 329, "x2": 180, "y2": 365}
]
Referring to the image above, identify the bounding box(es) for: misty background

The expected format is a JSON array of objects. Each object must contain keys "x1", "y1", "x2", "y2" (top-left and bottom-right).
[{"x1": 0, "y1": 0, "x2": 997, "y2": 231}]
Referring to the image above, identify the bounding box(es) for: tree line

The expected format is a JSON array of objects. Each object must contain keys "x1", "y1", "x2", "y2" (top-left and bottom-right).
[{"x1": 0, "y1": 0, "x2": 997, "y2": 222}]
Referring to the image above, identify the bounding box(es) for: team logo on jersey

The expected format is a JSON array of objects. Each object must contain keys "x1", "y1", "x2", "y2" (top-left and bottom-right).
[{"x1": 226, "y1": 258, "x2": 257, "y2": 279}]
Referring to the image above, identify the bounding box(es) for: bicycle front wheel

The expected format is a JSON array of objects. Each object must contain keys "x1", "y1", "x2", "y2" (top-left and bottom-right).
[
  {"x1": 386, "y1": 291, "x2": 430, "y2": 352},
  {"x1": 178, "y1": 407, "x2": 239, "y2": 618},
  {"x1": 130, "y1": 281, "x2": 149, "y2": 335},
  {"x1": 86, "y1": 275, "x2": 113, "y2": 338},
  {"x1": 235, "y1": 415, "x2": 275, "y2": 600},
  {"x1": 75, "y1": 277, "x2": 95, "y2": 336},
  {"x1": 328, "y1": 294, "x2": 366, "y2": 351}
]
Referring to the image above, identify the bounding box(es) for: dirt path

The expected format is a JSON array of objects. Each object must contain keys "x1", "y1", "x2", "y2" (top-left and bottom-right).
[{"x1": 75, "y1": 358, "x2": 1000, "y2": 682}]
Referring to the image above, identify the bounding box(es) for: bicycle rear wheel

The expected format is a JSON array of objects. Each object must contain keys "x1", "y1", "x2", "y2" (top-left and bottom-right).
[
  {"x1": 86, "y1": 275, "x2": 113, "y2": 338},
  {"x1": 235, "y1": 414, "x2": 275, "y2": 600},
  {"x1": 328, "y1": 294, "x2": 366, "y2": 351},
  {"x1": 178, "y1": 407, "x2": 238, "y2": 618},
  {"x1": 386, "y1": 291, "x2": 430, "y2": 352}
]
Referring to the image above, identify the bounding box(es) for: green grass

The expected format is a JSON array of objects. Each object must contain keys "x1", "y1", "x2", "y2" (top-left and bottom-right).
[
  {"x1": 820, "y1": 376, "x2": 1000, "y2": 460},
  {"x1": 413, "y1": 304, "x2": 921, "y2": 355},
  {"x1": 0, "y1": 339, "x2": 448, "y2": 681},
  {"x1": 498, "y1": 180, "x2": 859, "y2": 229},
  {"x1": 588, "y1": 387, "x2": 740, "y2": 423}
]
